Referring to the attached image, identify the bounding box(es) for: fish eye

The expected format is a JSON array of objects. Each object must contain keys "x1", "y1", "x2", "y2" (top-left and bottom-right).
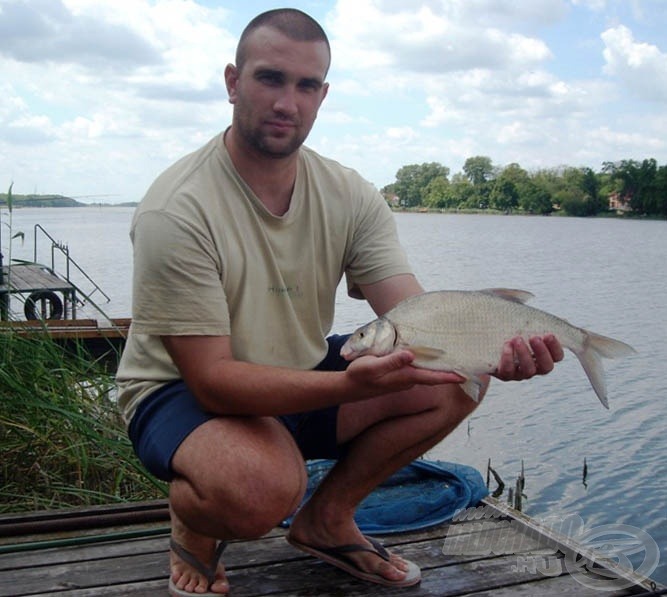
[{"x1": 359, "y1": 332, "x2": 365, "y2": 338}]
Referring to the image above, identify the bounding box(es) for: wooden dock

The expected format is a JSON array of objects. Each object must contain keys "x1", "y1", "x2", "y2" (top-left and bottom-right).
[
  {"x1": 0, "y1": 263, "x2": 75, "y2": 296},
  {"x1": 0, "y1": 499, "x2": 661, "y2": 596},
  {"x1": 1, "y1": 317, "x2": 130, "y2": 368},
  {"x1": 1, "y1": 263, "x2": 77, "y2": 319}
]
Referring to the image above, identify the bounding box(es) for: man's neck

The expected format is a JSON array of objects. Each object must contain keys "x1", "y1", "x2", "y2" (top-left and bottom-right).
[{"x1": 224, "y1": 128, "x2": 298, "y2": 217}]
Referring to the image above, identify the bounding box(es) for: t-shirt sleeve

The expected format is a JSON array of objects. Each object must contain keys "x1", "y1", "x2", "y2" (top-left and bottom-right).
[
  {"x1": 130, "y1": 209, "x2": 231, "y2": 336},
  {"x1": 344, "y1": 186, "x2": 412, "y2": 299}
]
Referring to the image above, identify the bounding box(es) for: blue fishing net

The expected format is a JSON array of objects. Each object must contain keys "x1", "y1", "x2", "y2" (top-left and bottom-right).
[{"x1": 282, "y1": 459, "x2": 488, "y2": 534}]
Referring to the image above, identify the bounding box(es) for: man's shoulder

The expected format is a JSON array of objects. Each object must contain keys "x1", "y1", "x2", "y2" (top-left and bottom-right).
[
  {"x1": 298, "y1": 146, "x2": 383, "y2": 213},
  {"x1": 300, "y1": 145, "x2": 368, "y2": 185},
  {"x1": 138, "y1": 133, "x2": 224, "y2": 211}
]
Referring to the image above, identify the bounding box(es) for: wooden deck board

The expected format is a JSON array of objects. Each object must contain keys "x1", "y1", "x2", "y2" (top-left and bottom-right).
[
  {"x1": 1, "y1": 264, "x2": 75, "y2": 294},
  {"x1": 0, "y1": 499, "x2": 659, "y2": 597}
]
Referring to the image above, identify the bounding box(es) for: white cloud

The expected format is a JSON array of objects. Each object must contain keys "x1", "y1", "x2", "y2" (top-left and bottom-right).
[
  {"x1": 571, "y1": 0, "x2": 608, "y2": 11},
  {"x1": 601, "y1": 25, "x2": 667, "y2": 102},
  {"x1": 328, "y1": 0, "x2": 552, "y2": 75},
  {"x1": 0, "y1": 0, "x2": 161, "y2": 69},
  {"x1": 0, "y1": 0, "x2": 237, "y2": 199}
]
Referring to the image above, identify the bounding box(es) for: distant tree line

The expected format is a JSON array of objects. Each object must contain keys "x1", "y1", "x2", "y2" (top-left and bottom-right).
[
  {"x1": 0, "y1": 194, "x2": 85, "y2": 208},
  {"x1": 382, "y1": 157, "x2": 667, "y2": 217}
]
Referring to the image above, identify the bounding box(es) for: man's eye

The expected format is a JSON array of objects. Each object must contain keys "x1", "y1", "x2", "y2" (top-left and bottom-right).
[
  {"x1": 299, "y1": 81, "x2": 320, "y2": 92},
  {"x1": 258, "y1": 73, "x2": 282, "y2": 85}
]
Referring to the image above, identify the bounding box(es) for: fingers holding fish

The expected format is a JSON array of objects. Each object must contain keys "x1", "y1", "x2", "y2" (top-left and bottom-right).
[
  {"x1": 531, "y1": 334, "x2": 564, "y2": 372},
  {"x1": 496, "y1": 338, "x2": 536, "y2": 380},
  {"x1": 345, "y1": 350, "x2": 465, "y2": 397},
  {"x1": 495, "y1": 335, "x2": 564, "y2": 381}
]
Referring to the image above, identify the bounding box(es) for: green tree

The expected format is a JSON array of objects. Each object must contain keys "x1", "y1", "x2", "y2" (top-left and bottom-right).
[
  {"x1": 654, "y1": 165, "x2": 667, "y2": 217},
  {"x1": 602, "y1": 159, "x2": 658, "y2": 215},
  {"x1": 393, "y1": 162, "x2": 450, "y2": 207},
  {"x1": 490, "y1": 163, "x2": 530, "y2": 212},
  {"x1": 520, "y1": 179, "x2": 553, "y2": 214},
  {"x1": 423, "y1": 176, "x2": 452, "y2": 208},
  {"x1": 556, "y1": 167, "x2": 606, "y2": 216},
  {"x1": 448, "y1": 174, "x2": 475, "y2": 208},
  {"x1": 490, "y1": 178, "x2": 519, "y2": 212},
  {"x1": 463, "y1": 156, "x2": 494, "y2": 186}
]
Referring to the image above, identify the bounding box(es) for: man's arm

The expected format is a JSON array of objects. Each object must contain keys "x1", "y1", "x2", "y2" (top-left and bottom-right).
[{"x1": 161, "y1": 333, "x2": 463, "y2": 417}]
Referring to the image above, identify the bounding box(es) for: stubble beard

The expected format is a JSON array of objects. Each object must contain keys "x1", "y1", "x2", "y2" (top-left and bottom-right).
[
  {"x1": 248, "y1": 128, "x2": 304, "y2": 159},
  {"x1": 234, "y1": 109, "x2": 309, "y2": 159}
]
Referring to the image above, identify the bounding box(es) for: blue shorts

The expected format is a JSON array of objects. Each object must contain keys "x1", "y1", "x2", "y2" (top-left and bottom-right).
[{"x1": 128, "y1": 334, "x2": 351, "y2": 481}]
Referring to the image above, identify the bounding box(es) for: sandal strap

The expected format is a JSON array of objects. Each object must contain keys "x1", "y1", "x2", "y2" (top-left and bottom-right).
[
  {"x1": 170, "y1": 538, "x2": 228, "y2": 586},
  {"x1": 315, "y1": 536, "x2": 391, "y2": 563}
]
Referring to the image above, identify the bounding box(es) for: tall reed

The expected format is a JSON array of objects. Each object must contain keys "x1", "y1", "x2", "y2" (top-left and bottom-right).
[{"x1": 0, "y1": 330, "x2": 167, "y2": 513}]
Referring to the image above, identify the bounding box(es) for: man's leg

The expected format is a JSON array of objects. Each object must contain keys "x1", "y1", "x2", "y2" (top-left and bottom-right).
[
  {"x1": 288, "y1": 381, "x2": 483, "y2": 584},
  {"x1": 129, "y1": 380, "x2": 309, "y2": 595},
  {"x1": 168, "y1": 416, "x2": 307, "y2": 594}
]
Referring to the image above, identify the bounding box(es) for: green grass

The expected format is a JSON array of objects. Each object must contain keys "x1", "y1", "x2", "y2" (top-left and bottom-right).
[{"x1": 0, "y1": 331, "x2": 167, "y2": 513}]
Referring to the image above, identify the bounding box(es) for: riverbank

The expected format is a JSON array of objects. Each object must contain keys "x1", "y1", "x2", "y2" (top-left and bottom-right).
[{"x1": 390, "y1": 205, "x2": 666, "y2": 219}]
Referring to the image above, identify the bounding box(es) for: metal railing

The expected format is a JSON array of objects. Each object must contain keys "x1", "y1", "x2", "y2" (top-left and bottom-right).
[{"x1": 33, "y1": 224, "x2": 111, "y2": 309}]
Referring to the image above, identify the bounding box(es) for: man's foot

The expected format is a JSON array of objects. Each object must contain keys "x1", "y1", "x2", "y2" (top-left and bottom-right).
[
  {"x1": 287, "y1": 533, "x2": 421, "y2": 587},
  {"x1": 169, "y1": 512, "x2": 229, "y2": 595},
  {"x1": 287, "y1": 509, "x2": 419, "y2": 586}
]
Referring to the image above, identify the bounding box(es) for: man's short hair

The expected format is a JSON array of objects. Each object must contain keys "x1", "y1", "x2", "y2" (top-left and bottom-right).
[{"x1": 236, "y1": 8, "x2": 331, "y2": 74}]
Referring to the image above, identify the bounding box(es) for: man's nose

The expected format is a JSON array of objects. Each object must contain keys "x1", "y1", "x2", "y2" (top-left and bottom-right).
[{"x1": 273, "y1": 86, "x2": 298, "y2": 116}]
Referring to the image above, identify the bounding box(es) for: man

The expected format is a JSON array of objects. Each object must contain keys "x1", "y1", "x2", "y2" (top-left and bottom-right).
[{"x1": 116, "y1": 9, "x2": 563, "y2": 596}]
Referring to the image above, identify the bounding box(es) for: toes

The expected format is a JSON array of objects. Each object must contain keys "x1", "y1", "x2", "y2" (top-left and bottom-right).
[
  {"x1": 389, "y1": 552, "x2": 409, "y2": 573},
  {"x1": 211, "y1": 577, "x2": 230, "y2": 593},
  {"x1": 376, "y1": 557, "x2": 407, "y2": 581}
]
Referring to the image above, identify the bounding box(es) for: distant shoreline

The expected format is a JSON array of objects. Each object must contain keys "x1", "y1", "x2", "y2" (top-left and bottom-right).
[
  {"x1": 0, "y1": 194, "x2": 138, "y2": 208},
  {"x1": 2, "y1": 198, "x2": 662, "y2": 219},
  {"x1": 390, "y1": 206, "x2": 665, "y2": 219}
]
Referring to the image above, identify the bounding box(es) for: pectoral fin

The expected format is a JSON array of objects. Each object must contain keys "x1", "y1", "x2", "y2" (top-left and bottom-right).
[
  {"x1": 460, "y1": 375, "x2": 485, "y2": 403},
  {"x1": 409, "y1": 345, "x2": 445, "y2": 360}
]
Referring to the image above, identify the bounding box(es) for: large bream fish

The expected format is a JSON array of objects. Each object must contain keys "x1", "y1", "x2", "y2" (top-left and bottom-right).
[{"x1": 340, "y1": 289, "x2": 636, "y2": 408}]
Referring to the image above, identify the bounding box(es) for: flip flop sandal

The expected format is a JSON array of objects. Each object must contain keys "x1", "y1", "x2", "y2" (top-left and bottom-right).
[
  {"x1": 287, "y1": 534, "x2": 421, "y2": 587},
  {"x1": 168, "y1": 538, "x2": 228, "y2": 596}
]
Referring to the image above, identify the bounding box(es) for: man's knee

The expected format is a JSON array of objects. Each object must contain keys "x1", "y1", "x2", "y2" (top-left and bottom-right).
[
  {"x1": 226, "y1": 462, "x2": 307, "y2": 537},
  {"x1": 172, "y1": 454, "x2": 307, "y2": 539},
  {"x1": 171, "y1": 417, "x2": 308, "y2": 538}
]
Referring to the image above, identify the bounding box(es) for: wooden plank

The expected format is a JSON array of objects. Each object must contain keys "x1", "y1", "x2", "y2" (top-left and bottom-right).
[
  {"x1": 223, "y1": 552, "x2": 567, "y2": 597},
  {"x1": 1, "y1": 264, "x2": 74, "y2": 293},
  {"x1": 457, "y1": 575, "x2": 639, "y2": 596},
  {"x1": 0, "y1": 319, "x2": 130, "y2": 341},
  {"x1": 21, "y1": 579, "x2": 170, "y2": 597},
  {"x1": 0, "y1": 550, "x2": 169, "y2": 596},
  {"x1": 482, "y1": 498, "x2": 659, "y2": 593},
  {"x1": 0, "y1": 499, "x2": 168, "y2": 529}
]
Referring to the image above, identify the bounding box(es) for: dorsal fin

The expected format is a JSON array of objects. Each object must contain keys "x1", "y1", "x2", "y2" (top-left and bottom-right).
[{"x1": 479, "y1": 288, "x2": 535, "y2": 303}]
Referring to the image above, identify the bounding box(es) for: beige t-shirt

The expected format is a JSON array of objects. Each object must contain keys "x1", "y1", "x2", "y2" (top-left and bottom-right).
[{"x1": 116, "y1": 132, "x2": 411, "y2": 424}]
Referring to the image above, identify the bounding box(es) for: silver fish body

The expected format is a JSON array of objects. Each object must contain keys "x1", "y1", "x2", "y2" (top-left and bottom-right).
[{"x1": 340, "y1": 289, "x2": 636, "y2": 408}]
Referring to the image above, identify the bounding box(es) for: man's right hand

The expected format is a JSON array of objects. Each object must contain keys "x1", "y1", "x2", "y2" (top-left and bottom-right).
[{"x1": 344, "y1": 350, "x2": 465, "y2": 396}]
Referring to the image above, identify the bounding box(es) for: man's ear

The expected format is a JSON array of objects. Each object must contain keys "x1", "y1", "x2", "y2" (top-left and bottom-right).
[
  {"x1": 224, "y1": 63, "x2": 239, "y2": 104},
  {"x1": 319, "y1": 81, "x2": 330, "y2": 107}
]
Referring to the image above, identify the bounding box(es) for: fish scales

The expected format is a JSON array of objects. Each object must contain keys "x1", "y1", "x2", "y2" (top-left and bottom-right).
[{"x1": 340, "y1": 289, "x2": 636, "y2": 408}]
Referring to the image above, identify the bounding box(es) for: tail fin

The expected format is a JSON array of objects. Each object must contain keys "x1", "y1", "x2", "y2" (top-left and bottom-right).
[{"x1": 575, "y1": 331, "x2": 636, "y2": 409}]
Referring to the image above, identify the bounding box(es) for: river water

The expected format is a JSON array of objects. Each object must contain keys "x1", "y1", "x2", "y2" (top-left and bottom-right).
[{"x1": 4, "y1": 207, "x2": 666, "y2": 585}]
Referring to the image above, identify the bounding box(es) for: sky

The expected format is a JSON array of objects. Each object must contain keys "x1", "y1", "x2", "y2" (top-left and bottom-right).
[{"x1": 1, "y1": 0, "x2": 667, "y2": 203}]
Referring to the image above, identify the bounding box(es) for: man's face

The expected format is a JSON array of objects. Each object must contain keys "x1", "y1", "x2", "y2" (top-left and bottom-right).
[{"x1": 225, "y1": 27, "x2": 330, "y2": 159}]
